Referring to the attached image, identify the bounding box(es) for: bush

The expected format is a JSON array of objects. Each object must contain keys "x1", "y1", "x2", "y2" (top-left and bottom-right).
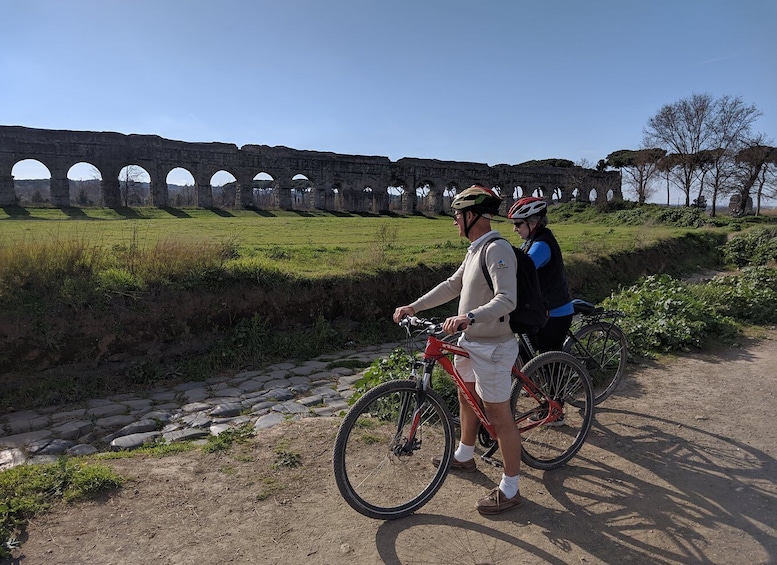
[
  {"x1": 721, "y1": 227, "x2": 777, "y2": 268},
  {"x1": 604, "y1": 274, "x2": 738, "y2": 356}
]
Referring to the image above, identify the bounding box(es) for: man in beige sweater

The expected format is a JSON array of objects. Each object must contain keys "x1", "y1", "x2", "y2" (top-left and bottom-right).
[{"x1": 393, "y1": 185, "x2": 522, "y2": 514}]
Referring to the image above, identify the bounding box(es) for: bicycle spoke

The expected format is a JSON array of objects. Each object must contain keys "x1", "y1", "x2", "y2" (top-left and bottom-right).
[
  {"x1": 565, "y1": 321, "x2": 628, "y2": 404},
  {"x1": 333, "y1": 380, "x2": 454, "y2": 520},
  {"x1": 512, "y1": 351, "x2": 594, "y2": 470}
]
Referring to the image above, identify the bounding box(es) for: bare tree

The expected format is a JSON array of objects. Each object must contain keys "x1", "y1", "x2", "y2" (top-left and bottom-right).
[
  {"x1": 605, "y1": 148, "x2": 666, "y2": 204},
  {"x1": 119, "y1": 165, "x2": 146, "y2": 207},
  {"x1": 733, "y1": 137, "x2": 777, "y2": 216},
  {"x1": 644, "y1": 93, "x2": 761, "y2": 207}
]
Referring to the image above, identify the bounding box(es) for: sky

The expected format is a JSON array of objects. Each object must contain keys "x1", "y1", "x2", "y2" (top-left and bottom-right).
[{"x1": 2, "y1": 0, "x2": 776, "y2": 204}]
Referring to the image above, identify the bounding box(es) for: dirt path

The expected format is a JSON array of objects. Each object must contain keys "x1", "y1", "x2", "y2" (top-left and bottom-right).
[{"x1": 6, "y1": 331, "x2": 777, "y2": 564}]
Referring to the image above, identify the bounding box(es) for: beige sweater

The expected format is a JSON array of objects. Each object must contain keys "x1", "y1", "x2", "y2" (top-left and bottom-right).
[{"x1": 410, "y1": 231, "x2": 517, "y2": 343}]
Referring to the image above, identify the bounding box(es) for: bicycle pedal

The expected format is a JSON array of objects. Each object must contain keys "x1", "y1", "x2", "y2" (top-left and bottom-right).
[{"x1": 479, "y1": 455, "x2": 503, "y2": 468}]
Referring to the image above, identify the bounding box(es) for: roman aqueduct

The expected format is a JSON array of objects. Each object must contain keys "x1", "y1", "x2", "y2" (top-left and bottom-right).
[{"x1": 0, "y1": 126, "x2": 622, "y2": 213}]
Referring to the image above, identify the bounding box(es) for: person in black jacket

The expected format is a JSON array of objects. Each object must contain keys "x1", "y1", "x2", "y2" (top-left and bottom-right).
[{"x1": 508, "y1": 197, "x2": 574, "y2": 353}]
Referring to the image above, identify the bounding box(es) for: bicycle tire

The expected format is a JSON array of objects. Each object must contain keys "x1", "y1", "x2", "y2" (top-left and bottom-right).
[
  {"x1": 333, "y1": 379, "x2": 455, "y2": 520},
  {"x1": 511, "y1": 351, "x2": 594, "y2": 470},
  {"x1": 564, "y1": 321, "x2": 628, "y2": 404}
]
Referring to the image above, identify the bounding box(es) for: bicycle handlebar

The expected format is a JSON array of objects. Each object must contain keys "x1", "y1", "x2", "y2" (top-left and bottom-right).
[{"x1": 398, "y1": 316, "x2": 445, "y2": 335}]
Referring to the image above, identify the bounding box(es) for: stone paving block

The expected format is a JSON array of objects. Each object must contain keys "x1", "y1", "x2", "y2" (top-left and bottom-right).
[
  {"x1": 297, "y1": 395, "x2": 324, "y2": 407},
  {"x1": 110, "y1": 431, "x2": 161, "y2": 450},
  {"x1": 289, "y1": 363, "x2": 324, "y2": 376},
  {"x1": 208, "y1": 387, "x2": 244, "y2": 397},
  {"x1": 289, "y1": 383, "x2": 310, "y2": 395},
  {"x1": 263, "y1": 379, "x2": 291, "y2": 390},
  {"x1": 104, "y1": 419, "x2": 160, "y2": 442},
  {"x1": 0, "y1": 429, "x2": 52, "y2": 448},
  {"x1": 310, "y1": 386, "x2": 339, "y2": 397},
  {"x1": 236, "y1": 379, "x2": 266, "y2": 393},
  {"x1": 4, "y1": 416, "x2": 49, "y2": 435},
  {"x1": 324, "y1": 399, "x2": 350, "y2": 411},
  {"x1": 86, "y1": 403, "x2": 127, "y2": 418},
  {"x1": 210, "y1": 403, "x2": 242, "y2": 418},
  {"x1": 52, "y1": 420, "x2": 93, "y2": 440},
  {"x1": 150, "y1": 391, "x2": 178, "y2": 402},
  {"x1": 264, "y1": 388, "x2": 294, "y2": 401},
  {"x1": 121, "y1": 399, "x2": 154, "y2": 411},
  {"x1": 275, "y1": 401, "x2": 309, "y2": 415},
  {"x1": 140, "y1": 410, "x2": 173, "y2": 424},
  {"x1": 3, "y1": 410, "x2": 41, "y2": 424},
  {"x1": 180, "y1": 413, "x2": 212, "y2": 428},
  {"x1": 67, "y1": 444, "x2": 98, "y2": 456},
  {"x1": 181, "y1": 402, "x2": 211, "y2": 413},
  {"x1": 0, "y1": 448, "x2": 27, "y2": 470},
  {"x1": 265, "y1": 362, "x2": 295, "y2": 371},
  {"x1": 249, "y1": 401, "x2": 276, "y2": 413},
  {"x1": 28, "y1": 438, "x2": 74, "y2": 455},
  {"x1": 288, "y1": 375, "x2": 312, "y2": 385},
  {"x1": 48, "y1": 408, "x2": 87, "y2": 422},
  {"x1": 95, "y1": 414, "x2": 136, "y2": 428},
  {"x1": 163, "y1": 428, "x2": 209, "y2": 443},
  {"x1": 183, "y1": 388, "x2": 210, "y2": 402},
  {"x1": 254, "y1": 412, "x2": 286, "y2": 430},
  {"x1": 265, "y1": 370, "x2": 290, "y2": 380}
]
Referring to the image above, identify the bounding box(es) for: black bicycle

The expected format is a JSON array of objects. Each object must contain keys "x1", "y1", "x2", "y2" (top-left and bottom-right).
[{"x1": 515, "y1": 299, "x2": 628, "y2": 405}]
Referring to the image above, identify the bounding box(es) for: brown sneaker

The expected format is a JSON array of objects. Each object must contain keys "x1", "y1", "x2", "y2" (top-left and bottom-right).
[
  {"x1": 475, "y1": 487, "x2": 522, "y2": 514},
  {"x1": 431, "y1": 455, "x2": 476, "y2": 472}
]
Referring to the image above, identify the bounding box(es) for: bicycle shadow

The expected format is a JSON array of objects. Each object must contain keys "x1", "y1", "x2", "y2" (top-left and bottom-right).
[
  {"x1": 537, "y1": 409, "x2": 777, "y2": 564},
  {"x1": 375, "y1": 513, "x2": 568, "y2": 564}
]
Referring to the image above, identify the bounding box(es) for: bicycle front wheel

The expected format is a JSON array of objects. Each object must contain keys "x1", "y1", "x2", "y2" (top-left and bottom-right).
[
  {"x1": 333, "y1": 379, "x2": 455, "y2": 520},
  {"x1": 564, "y1": 322, "x2": 628, "y2": 404},
  {"x1": 511, "y1": 351, "x2": 594, "y2": 471}
]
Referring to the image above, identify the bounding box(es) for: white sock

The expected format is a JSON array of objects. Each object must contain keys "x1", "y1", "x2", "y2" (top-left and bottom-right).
[
  {"x1": 454, "y1": 442, "x2": 475, "y2": 462},
  {"x1": 499, "y1": 473, "x2": 519, "y2": 499}
]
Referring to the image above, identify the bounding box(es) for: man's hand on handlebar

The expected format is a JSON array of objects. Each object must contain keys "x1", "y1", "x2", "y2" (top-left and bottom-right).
[
  {"x1": 443, "y1": 315, "x2": 469, "y2": 334},
  {"x1": 393, "y1": 305, "x2": 415, "y2": 324}
]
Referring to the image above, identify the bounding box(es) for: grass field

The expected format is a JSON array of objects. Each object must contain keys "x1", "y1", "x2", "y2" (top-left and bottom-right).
[{"x1": 0, "y1": 206, "x2": 685, "y2": 277}]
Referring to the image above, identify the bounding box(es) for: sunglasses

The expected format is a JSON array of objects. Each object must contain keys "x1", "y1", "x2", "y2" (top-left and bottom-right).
[{"x1": 512, "y1": 221, "x2": 525, "y2": 227}]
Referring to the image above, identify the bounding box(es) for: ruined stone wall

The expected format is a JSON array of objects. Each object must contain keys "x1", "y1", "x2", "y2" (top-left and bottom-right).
[{"x1": 0, "y1": 125, "x2": 622, "y2": 211}]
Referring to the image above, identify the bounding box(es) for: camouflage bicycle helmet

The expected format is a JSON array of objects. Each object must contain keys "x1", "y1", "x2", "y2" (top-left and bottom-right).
[
  {"x1": 451, "y1": 185, "x2": 502, "y2": 215},
  {"x1": 508, "y1": 196, "x2": 547, "y2": 220}
]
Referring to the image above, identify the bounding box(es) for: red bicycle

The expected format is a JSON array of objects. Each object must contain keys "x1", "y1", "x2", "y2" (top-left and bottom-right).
[{"x1": 333, "y1": 316, "x2": 594, "y2": 520}]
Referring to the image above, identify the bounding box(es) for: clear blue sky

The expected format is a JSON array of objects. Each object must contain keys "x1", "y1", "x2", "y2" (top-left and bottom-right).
[{"x1": 2, "y1": 0, "x2": 776, "y2": 203}]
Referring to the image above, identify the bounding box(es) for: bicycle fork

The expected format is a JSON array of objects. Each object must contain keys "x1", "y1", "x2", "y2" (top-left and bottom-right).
[{"x1": 390, "y1": 360, "x2": 432, "y2": 457}]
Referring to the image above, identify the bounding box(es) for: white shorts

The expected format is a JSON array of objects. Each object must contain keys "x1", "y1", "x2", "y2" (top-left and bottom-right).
[{"x1": 454, "y1": 336, "x2": 519, "y2": 403}]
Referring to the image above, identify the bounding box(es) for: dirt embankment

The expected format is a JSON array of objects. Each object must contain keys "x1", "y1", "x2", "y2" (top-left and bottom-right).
[{"x1": 1, "y1": 231, "x2": 723, "y2": 376}]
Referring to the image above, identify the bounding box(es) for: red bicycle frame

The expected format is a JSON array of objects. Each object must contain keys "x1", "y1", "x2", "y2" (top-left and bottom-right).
[{"x1": 405, "y1": 333, "x2": 564, "y2": 457}]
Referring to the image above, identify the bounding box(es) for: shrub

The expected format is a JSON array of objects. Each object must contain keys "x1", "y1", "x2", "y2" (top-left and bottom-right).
[
  {"x1": 721, "y1": 227, "x2": 777, "y2": 268},
  {"x1": 603, "y1": 274, "x2": 738, "y2": 356}
]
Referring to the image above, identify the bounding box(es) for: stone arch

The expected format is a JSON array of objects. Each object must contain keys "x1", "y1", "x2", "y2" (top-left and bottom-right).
[
  {"x1": 12, "y1": 159, "x2": 50, "y2": 205},
  {"x1": 167, "y1": 168, "x2": 196, "y2": 207},
  {"x1": 252, "y1": 172, "x2": 275, "y2": 209},
  {"x1": 68, "y1": 162, "x2": 102, "y2": 206},
  {"x1": 210, "y1": 170, "x2": 237, "y2": 208},
  {"x1": 291, "y1": 173, "x2": 313, "y2": 210},
  {"x1": 118, "y1": 165, "x2": 151, "y2": 206}
]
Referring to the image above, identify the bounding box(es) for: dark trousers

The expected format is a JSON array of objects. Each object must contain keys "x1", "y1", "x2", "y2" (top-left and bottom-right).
[{"x1": 531, "y1": 314, "x2": 573, "y2": 353}]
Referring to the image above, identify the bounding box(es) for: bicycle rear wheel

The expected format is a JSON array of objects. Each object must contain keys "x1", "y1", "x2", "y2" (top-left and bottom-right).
[
  {"x1": 333, "y1": 379, "x2": 455, "y2": 520},
  {"x1": 564, "y1": 322, "x2": 628, "y2": 404},
  {"x1": 511, "y1": 351, "x2": 594, "y2": 470}
]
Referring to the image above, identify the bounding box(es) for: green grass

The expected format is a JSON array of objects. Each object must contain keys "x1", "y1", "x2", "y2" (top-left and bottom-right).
[
  {"x1": 0, "y1": 457, "x2": 122, "y2": 558},
  {"x1": 0, "y1": 206, "x2": 684, "y2": 278}
]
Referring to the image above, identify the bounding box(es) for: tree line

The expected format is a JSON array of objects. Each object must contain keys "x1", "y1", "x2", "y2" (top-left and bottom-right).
[{"x1": 599, "y1": 93, "x2": 776, "y2": 216}]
